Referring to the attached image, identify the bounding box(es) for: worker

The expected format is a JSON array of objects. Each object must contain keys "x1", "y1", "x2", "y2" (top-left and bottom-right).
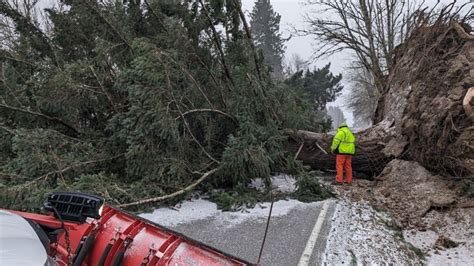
[{"x1": 330, "y1": 122, "x2": 356, "y2": 185}]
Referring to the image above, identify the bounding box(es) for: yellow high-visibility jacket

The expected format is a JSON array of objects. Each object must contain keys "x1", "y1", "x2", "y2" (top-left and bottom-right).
[{"x1": 331, "y1": 123, "x2": 356, "y2": 155}]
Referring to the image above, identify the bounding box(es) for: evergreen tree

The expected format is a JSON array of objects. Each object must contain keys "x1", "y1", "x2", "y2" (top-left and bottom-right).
[
  {"x1": 286, "y1": 63, "x2": 343, "y2": 112},
  {"x1": 0, "y1": 0, "x2": 326, "y2": 210},
  {"x1": 250, "y1": 0, "x2": 285, "y2": 77}
]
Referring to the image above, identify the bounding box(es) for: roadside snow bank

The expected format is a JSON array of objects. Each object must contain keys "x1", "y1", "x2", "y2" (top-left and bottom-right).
[
  {"x1": 322, "y1": 199, "x2": 423, "y2": 265},
  {"x1": 140, "y1": 198, "x2": 320, "y2": 227}
]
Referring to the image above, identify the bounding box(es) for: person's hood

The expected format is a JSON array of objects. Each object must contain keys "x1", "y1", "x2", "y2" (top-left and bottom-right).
[{"x1": 338, "y1": 122, "x2": 348, "y2": 128}]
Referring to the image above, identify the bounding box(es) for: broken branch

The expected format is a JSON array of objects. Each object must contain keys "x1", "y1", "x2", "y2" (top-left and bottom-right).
[
  {"x1": 175, "y1": 108, "x2": 236, "y2": 122},
  {"x1": 0, "y1": 103, "x2": 79, "y2": 135},
  {"x1": 117, "y1": 168, "x2": 218, "y2": 208}
]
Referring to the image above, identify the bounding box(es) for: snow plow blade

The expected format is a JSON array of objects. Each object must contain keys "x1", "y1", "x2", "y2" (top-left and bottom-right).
[{"x1": 6, "y1": 204, "x2": 252, "y2": 266}]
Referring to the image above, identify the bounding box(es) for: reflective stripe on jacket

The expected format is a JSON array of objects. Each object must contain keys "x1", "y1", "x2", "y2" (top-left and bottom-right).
[{"x1": 330, "y1": 126, "x2": 356, "y2": 155}]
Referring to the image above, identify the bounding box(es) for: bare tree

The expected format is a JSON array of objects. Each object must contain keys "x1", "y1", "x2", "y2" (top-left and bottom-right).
[
  {"x1": 284, "y1": 53, "x2": 308, "y2": 75},
  {"x1": 345, "y1": 60, "x2": 379, "y2": 128},
  {"x1": 301, "y1": 0, "x2": 425, "y2": 98}
]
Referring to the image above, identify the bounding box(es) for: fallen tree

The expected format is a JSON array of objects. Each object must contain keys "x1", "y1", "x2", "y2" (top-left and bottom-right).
[
  {"x1": 285, "y1": 124, "x2": 393, "y2": 176},
  {"x1": 0, "y1": 0, "x2": 331, "y2": 210},
  {"x1": 289, "y1": 8, "x2": 474, "y2": 177}
]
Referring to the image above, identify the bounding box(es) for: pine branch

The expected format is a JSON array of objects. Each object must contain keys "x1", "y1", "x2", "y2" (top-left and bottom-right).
[
  {"x1": 0, "y1": 103, "x2": 79, "y2": 135},
  {"x1": 175, "y1": 108, "x2": 236, "y2": 123},
  {"x1": 0, "y1": 124, "x2": 15, "y2": 135},
  {"x1": 191, "y1": 53, "x2": 228, "y2": 106},
  {"x1": 160, "y1": 51, "x2": 214, "y2": 108},
  {"x1": 162, "y1": 62, "x2": 220, "y2": 164},
  {"x1": 233, "y1": 0, "x2": 262, "y2": 80},
  {"x1": 198, "y1": 0, "x2": 234, "y2": 86},
  {"x1": 49, "y1": 146, "x2": 68, "y2": 188},
  {"x1": 143, "y1": 0, "x2": 168, "y2": 33},
  {"x1": 90, "y1": 66, "x2": 118, "y2": 113},
  {"x1": 0, "y1": 1, "x2": 59, "y2": 66},
  {"x1": 12, "y1": 154, "x2": 125, "y2": 189},
  {"x1": 117, "y1": 168, "x2": 218, "y2": 208},
  {"x1": 81, "y1": 1, "x2": 133, "y2": 52}
]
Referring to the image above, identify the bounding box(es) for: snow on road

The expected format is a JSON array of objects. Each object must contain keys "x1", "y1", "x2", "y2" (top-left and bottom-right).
[
  {"x1": 140, "y1": 198, "x2": 320, "y2": 228},
  {"x1": 140, "y1": 196, "x2": 424, "y2": 265},
  {"x1": 140, "y1": 174, "x2": 469, "y2": 265}
]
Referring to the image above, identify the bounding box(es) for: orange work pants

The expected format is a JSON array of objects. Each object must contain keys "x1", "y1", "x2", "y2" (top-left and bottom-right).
[{"x1": 336, "y1": 154, "x2": 353, "y2": 184}]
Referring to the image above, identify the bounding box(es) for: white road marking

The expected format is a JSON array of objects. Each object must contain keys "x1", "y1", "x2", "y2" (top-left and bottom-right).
[{"x1": 297, "y1": 200, "x2": 330, "y2": 266}]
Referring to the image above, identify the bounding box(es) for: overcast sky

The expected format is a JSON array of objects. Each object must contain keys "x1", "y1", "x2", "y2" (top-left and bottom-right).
[
  {"x1": 241, "y1": 0, "x2": 346, "y2": 72},
  {"x1": 241, "y1": 0, "x2": 472, "y2": 71}
]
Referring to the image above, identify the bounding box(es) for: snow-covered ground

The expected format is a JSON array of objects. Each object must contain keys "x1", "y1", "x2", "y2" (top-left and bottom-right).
[
  {"x1": 140, "y1": 198, "x2": 319, "y2": 228},
  {"x1": 140, "y1": 174, "x2": 472, "y2": 265},
  {"x1": 249, "y1": 173, "x2": 296, "y2": 193},
  {"x1": 403, "y1": 206, "x2": 474, "y2": 266},
  {"x1": 140, "y1": 174, "x2": 302, "y2": 228},
  {"x1": 141, "y1": 197, "x2": 424, "y2": 265},
  {"x1": 140, "y1": 191, "x2": 425, "y2": 265},
  {"x1": 322, "y1": 199, "x2": 424, "y2": 265},
  {"x1": 405, "y1": 229, "x2": 474, "y2": 266}
]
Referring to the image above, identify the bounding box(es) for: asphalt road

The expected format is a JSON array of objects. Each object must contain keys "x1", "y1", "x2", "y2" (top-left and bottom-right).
[{"x1": 167, "y1": 199, "x2": 337, "y2": 266}]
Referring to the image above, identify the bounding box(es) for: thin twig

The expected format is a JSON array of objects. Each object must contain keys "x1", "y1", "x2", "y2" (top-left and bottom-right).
[
  {"x1": 143, "y1": 0, "x2": 168, "y2": 33},
  {"x1": 90, "y1": 66, "x2": 117, "y2": 112},
  {"x1": 82, "y1": 1, "x2": 132, "y2": 51},
  {"x1": 2, "y1": 62, "x2": 24, "y2": 107},
  {"x1": 160, "y1": 51, "x2": 214, "y2": 107},
  {"x1": 0, "y1": 125, "x2": 15, "y2": 135},
  {"x1": 315, "y1": 142, "x2": 329, "y2": 155},
  {"x1": 49, "y1": 146, "x2": 68, "y2": 188},
  {"x1": 175, "y1": 108, "x2": 236, "y2": 122}
]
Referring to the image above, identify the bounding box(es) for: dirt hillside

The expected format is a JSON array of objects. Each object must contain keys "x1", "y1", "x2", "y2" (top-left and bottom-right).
[{"x1": 377, "y1": 18, "x2": 474, "y2": 176}]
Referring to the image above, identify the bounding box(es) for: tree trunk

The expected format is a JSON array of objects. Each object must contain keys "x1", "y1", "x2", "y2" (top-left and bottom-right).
[{"x1": 284, "y1": 127, "x2": 393, "y2": 177}]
